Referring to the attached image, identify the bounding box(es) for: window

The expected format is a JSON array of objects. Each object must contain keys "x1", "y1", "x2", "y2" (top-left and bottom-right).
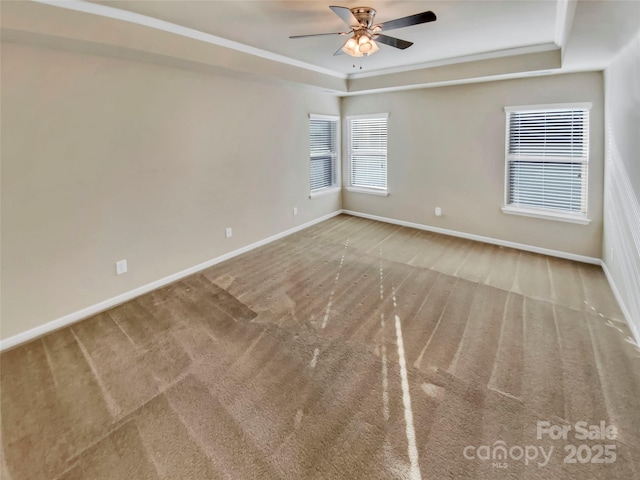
[
  {"x1": 347, "y1": 114, "x2": 389, "y2": 195},
  {"x1": 309, "y1": 114, "x2": 339, "y2": 196},
  {"x1": 503, "y1": 103, "x2": 591, "y2": 223}
]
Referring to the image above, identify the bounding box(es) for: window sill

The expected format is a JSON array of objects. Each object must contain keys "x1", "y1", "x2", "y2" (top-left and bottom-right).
[
  {"x1": 309, "y1": 186, "x2": 340, "y2": 199},
  {"x1": 345, "y1": 186, "x2": 389, "y2": 197},
  {"x1": 501, "y1": 206, "x2": 591, "y2": 225}
]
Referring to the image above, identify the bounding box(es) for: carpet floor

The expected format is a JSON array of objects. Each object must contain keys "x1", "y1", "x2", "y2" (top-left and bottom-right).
[{"x1": 2, "y1": 214, "x2": 639, "y2": 479}]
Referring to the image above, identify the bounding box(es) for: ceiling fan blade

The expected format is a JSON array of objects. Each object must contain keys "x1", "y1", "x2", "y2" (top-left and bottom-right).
[
  {"x1": 329, "y1": 6, "x2": 359, "y2": 27},
  {"x1": 378, "y1": 11, "x2": 436, "y2": 31},
  {"x1": 289, "y1": 32, "x2": 347, "y2": 39},
  {"x1": 375, "y1": 34, "x2": 413, "y2": 50}
]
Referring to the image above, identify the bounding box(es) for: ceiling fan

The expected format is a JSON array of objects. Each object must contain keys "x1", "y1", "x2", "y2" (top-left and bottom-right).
[{"x1": 289, "y1": 5, "x2": 437, "y2": 58}]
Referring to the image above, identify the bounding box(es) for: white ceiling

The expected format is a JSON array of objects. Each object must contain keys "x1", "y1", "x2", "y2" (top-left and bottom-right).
[
  {"x1": 3, "y1": 0, "x2": 640, "y2": 94},
  {"x1": 94, "y1": 0, "x2": 559, "y2": 76}
]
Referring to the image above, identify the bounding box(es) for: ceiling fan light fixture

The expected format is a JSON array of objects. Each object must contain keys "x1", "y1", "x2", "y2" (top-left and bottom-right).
[{"x1": 343, "y1": 32, "x2": 378, "y2": 57}]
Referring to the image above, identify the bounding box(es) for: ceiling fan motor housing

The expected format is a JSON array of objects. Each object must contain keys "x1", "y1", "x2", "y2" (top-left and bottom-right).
[{"x1": 350, "y1": 7, "x2": 377, "y2": 29}]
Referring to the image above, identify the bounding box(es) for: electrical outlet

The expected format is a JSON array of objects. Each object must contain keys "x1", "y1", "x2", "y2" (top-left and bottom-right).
[
  {"x1": 293, "y1": 207, "x2": 298, "y2": 216},
  {"x1": 116, "y1": 259, "x2": 127, "y2": 275},
  {"x1": 435, "y1": 207, "x2": 442, "y2": 217},
  {"x1": 225, "y1": 227, "x2": 233, "y2": 238}
]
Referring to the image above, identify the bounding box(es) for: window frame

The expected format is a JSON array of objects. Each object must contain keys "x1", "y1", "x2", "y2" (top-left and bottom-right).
[
  {"x1": 308, "y1": 114, "x2": 341, "y2": 198},
  {"x1": 345, "y1": 113, "x2": 390, "y2": 196},
  {"x1": 502, "y1": 102, "x2": 592, "y2": 225}
]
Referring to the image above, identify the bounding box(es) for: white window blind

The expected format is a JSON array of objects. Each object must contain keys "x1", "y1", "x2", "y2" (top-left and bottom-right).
[
  {"x1": 309, "y1": 115, "x2": 339, "y2": 192},
  {"x1": 505, "y1": 105, "x2": 590, "y2": 216},
  {"x1": 348, "y1": 115, "x2": 388, "y2": 190}
]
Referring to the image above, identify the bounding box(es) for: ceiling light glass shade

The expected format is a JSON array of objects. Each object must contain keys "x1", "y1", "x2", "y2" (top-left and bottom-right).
[
  {"x1": 342, "y1": 34, "x2": 379, "y2": 57},
  {"x1": 359, "y1": 42, "x2": 372, "y2": 53},
  {"x1": 342, "y1": 36, "x2": 363, "y2": 57},
  {"x1": 358, "y1": 34, "x2": 371, "y2": 45}
]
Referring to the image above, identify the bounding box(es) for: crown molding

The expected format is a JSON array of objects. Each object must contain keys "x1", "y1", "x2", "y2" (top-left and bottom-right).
[{"x1": 32, "y1": 0, "x2": 348, "y2": 80}]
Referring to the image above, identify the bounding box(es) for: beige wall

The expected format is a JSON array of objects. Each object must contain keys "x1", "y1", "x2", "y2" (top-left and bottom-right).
[
  {"x1": 0, "y1": 42, "x2": 612, "y2": 343},
  {"x1": 342, "y1": 72, "x2": 605, "y2": 258},
  {"x1": 1, "y1": 42, "x2": 340, "y2": 340},
  {"x1": 604, "y1": 32, "x2": 640, "y2": 200},
  {"x1": 603, "y1": 31, "x2": 640, "y2": 343}
]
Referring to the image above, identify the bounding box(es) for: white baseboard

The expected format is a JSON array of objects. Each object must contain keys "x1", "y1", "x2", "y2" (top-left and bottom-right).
[
  {"x1": 1, "y1": 208, "x2": 617, "y2": 352},
  {"x1": 601, "y1": 261, "x2": 640, "y2": 347},
  {"x1": 0, "y1": 210, "x2": 342, "y2": 352},
  {"x1": 344, "y1": 210, "x2": 640, "y2": 346},
  {"x1": 342, "y1": 210, "x2": 601, "y2": 265}
]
